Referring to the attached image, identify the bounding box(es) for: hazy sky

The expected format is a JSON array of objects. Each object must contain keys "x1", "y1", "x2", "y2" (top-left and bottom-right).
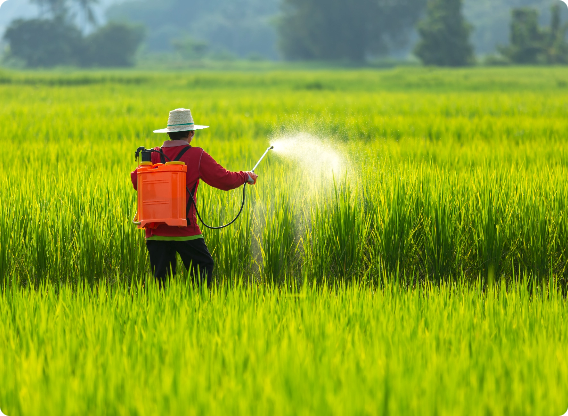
[
  {"x1": 0, "y1": 0, "x2": 121, "y2": 39},
  {"x1": 0, "y1": 1, "x2": 36, "y2": 30}
]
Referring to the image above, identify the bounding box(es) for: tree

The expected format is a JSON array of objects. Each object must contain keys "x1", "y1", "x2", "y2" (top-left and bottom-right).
[
  {"x1": 499, "y1": 8, "x2": 543, "y2": 64},
  {"x1": 545, "y1": 4, "x2": 568, "y2": 64},
  {"x1": 277, "y1": 0, "x2": 427, "y2": 62},
  {"x1": 499, "y1": 4, "x2": 568, "y2": 65},
  {"x1": 84, "y1": 22, "x2": 145, "y2": 67},
  {"x1": 414, "y1": 0, "x2": 474, "y2": 66},
  {"x1": 3, "y1": 18, "x2": 144, "y2": 68},
  {"x1": 3, "y1": 18, "x2": 84, "y2": 67}
]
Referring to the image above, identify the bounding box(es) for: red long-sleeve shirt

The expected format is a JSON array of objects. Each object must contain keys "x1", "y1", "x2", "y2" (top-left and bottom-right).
[{"x1": 131, "y1": 140, "x2": 248, "y2": 240}]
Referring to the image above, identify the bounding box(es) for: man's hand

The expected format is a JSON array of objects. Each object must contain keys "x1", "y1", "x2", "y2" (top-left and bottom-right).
[{"x1": 246, "y1": 171, "x2": 258, "y2": 185}]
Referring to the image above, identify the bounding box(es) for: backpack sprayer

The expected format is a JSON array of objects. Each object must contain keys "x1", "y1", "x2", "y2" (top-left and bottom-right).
[{"x1": 133, "y1": 146, "x2": 273, "y2": 230}]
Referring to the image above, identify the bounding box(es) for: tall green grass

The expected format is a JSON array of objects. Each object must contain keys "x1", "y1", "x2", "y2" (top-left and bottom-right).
[
  {"x1": 0, "y1": 279, "x2": 566, "y2": 415},
  {"x1": 1, "y1": 67, "x2": 568, "y2": 286}
]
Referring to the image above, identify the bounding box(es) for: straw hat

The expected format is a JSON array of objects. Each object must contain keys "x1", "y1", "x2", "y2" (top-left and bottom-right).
[{"x1": 153, "y1": 108, "x2": 209, "y2": 133}]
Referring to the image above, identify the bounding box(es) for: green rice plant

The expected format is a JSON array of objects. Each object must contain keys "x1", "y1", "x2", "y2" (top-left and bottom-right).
[
  {"x1": 367, "y1": 172, "x2": 425, "y2": 280},
  {"x1": 303, "y1": 180, "x2": 370, "y2": 282},
  {"x1": 259, "y1": 186, "x2": 298, "y2": 283}
]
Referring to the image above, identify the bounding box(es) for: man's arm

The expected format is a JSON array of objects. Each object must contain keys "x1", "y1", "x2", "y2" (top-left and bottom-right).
[{"x1": 199, "y1": 150, "x2": 252, "y2": 191}]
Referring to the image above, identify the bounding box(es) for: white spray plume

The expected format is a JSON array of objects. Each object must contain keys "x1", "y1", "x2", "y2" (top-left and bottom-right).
[{"x1": 270, "y1": 133, "x2": 346, "y2": 182}]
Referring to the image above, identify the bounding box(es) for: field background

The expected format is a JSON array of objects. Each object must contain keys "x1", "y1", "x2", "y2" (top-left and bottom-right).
[{"x1": 0, "y1": 67, "x2": 568, "y2": 415}]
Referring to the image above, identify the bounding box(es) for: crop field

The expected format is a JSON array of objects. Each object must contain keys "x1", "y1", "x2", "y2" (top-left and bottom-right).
[{"x1": 1, "y1": 67, "x2": 568, "y2": 415}]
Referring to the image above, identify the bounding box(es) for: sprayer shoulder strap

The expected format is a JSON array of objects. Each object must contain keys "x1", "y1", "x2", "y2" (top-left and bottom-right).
[
  {"x1": 158, "y1": 145, "x2": 191, "y2": 164},
  {"x1": 174, "y1": 146, "x2": 191, "y2": 161}
]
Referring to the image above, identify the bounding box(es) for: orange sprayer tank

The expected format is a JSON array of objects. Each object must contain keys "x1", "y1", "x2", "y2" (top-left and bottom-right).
[{"x1": 136, "y1": 161, "x2": 187, "y2": 229}]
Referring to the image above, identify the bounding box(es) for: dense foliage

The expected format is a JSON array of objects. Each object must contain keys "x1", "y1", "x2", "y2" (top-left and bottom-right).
[
  {"x1": 83, "y1": 22, "x2": 145, "y2": 67},
  {"x1": 464, "y1": 0, "x2": 564, "y2": 55},
  {"x1": 3, "y1": 18, "x2": 84, "y2": 67},
  {"x1": 277, "y1": 0, "x2": 426, "y2": 62},
  {"x1": 2, "y1": 18, "x2": 144, "y2": 68},
  {"x1": 499, "y1": 4, "x2": 568, "y2": 64},
  {"x1": 103, "y1": 0, "x2": 567, "y2": 61},
  {"x1": 415, "y1": 0, "x2": 474, "y2": 66}
]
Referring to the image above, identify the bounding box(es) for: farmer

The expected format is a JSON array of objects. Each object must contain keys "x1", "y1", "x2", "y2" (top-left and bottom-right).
[{"x1": 130, "y1": 108, "x2": 258, "y2": 287}]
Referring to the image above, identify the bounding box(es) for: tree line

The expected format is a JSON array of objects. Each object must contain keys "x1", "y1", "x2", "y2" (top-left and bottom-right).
[
  {"x1": 278, "y1": 0, "x2": 568, "y2": 66},
  {"x1": 2, "y1": 0, "x2": 144, "y2": 68},
  {"x1": 2, "y1": 0, "x2": 567, "y2": 67},
  {"x1": 414, "y1": 0, "x2": 568, "y2": 66}
]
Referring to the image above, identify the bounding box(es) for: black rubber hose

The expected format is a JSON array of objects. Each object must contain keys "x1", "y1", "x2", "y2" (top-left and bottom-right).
[{"x1": 188, "y1": 184, "x2": 247, "y2": 230}]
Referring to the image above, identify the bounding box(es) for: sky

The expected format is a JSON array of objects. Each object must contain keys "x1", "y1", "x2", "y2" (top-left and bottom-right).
[
  {"x1": 0, "y1": 0, "x2": 37, "y2": 40},
  {"x1": 0, "y1": 0, "x2": 120, "y2": 39}
]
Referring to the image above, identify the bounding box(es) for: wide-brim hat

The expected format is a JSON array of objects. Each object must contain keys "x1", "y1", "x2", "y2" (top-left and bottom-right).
[{"x1": 153, "y1": 108, "x2": 209, "y2": 133}]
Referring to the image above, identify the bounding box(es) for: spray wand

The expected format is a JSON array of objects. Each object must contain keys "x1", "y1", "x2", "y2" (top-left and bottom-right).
[{"x1": 251, "y1": 146, "x2": 274, "y2": 172}]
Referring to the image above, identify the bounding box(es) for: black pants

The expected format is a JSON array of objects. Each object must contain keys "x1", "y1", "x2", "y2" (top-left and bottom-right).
[{"x1": 146, "y1": 239, "x2": 214, "y2": 287}]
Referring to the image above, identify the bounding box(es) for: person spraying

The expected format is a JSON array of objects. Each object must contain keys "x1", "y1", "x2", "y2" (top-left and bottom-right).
[{"x1": 130, "y1": 108, "x2": 258, "y2": 287}]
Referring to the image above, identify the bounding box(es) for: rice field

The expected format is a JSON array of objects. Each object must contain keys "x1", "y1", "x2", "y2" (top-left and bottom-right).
[
  {"x1": 1, "y1": 67, "x2": 568, "y2": 415},
  {"x1": 1, "y1": 280, "x2": 567, "y2": 416}
]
